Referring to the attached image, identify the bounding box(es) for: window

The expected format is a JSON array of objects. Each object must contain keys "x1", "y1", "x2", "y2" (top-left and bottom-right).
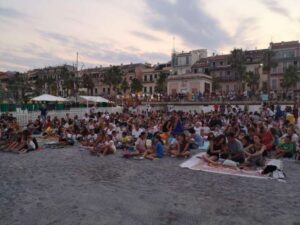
[
  {"x1": 149, "y1": 86, "x2": 153, "y2": 94},
  {"x1": 144, "y1": 75, "x2": 147, "y2": 82},
  {"x1": 95, "y1": 88, "x2": 98, "y2": 94},
  {"x1": 108, "y1": 88, "x2": 110, "y2": 94},
  {"x1": 186, "y1": 56, "x2": 189, "y2": 65},
  {"x1": 144, "y1": 87, "x2": 147, "y2": 93},
  {"x1": 150, "y1": 75, "x2": 153, "y2": 81},
  {"x1": 226, "y1": 71, "x2": 231, "y2": 76},
  {"x1": 204, "y1": 68, "x2": 209, "y2": 75},
  {"x1": 212, "y1": 62, "x2": 216, "y2": 68},
  {"x1": 220, "y1": 61, "x2": 223, "y2": 66},
  {"x1": 103, "y1": 88, "x2": 105, "y2": 93},
  {"x1": 154, "y1": 74, "x2": 157, "y2": 79},
  {"x1": 194, "y1": 69, "x2": 197, "y2": 74}
]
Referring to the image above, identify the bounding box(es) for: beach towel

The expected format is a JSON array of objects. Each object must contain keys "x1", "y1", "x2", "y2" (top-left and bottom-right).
[{"x1": 180, "y1": 153, "x2": 285, "y2": 181}]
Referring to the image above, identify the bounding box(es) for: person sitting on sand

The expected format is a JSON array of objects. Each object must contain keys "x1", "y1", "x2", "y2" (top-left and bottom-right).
[
  {"x1": 243, "y1": 135, "x2": 266, "y2": 168},
  {"x1": 274, "y1": 135, "x2": 294, "y2": 159},
  {"x1": 189, "y1": 128, "x2": 204, "y2": 149},
  {"x1": 9, "y1": 131, "x2": 28, "y2": 153},
  {"x1": 98, "y1": 135, "x2": 117, "y2": 156},
  {"x1": 206, "y1": 134, "x2": 227, "y2": 162},
  {"x1": 134, "y1": 132, "x2": 148, "y2": 155},
  {"x1": 90, "y1": 132, "x2": 106, "y2": 156},
  {"x1": 170, "y1": 133, "x2": 190, "y2": 157},
  {"x1": 226, "y1": 132, "x2": 245, "y2": 164},
  {"x1": 166, "y1": 135, "x2": 179, "y2": 155},
  {"x1": 144, "y1": 132, "x2": 164, "y2": 160}
]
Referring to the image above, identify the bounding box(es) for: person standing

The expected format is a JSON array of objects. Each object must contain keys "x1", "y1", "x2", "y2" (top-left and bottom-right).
[{"x1": 40, "y1": 104, "x2": 47, "y2": 121}]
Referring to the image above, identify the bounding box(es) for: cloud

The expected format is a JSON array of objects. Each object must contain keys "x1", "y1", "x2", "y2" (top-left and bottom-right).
[
  {"x1": 131, "y1": 31, "x2": 162, "y2": 42},
  {"x1": 37, "y1": 30, "x2": 70, "y2": 43},
  {"x1": 262, "y1": 0, "x2": 290, "y2": 18},
  {"x1": 1, "y1": 29, "x2": 170, "y2": 71},
  {"x1": 0, "y1": 50, "x2": 68, "y2": 72},
  {"x1": 0, "y1": 7, "x2": 27, "y2": 19},
  {"x1": 143, "y1": 0, "x2": 231, "y2": 49}
]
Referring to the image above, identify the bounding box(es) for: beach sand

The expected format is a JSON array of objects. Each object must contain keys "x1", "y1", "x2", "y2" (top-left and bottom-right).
[{"x1": 0, "y1": 147, "x2": 300, "y2": 225}]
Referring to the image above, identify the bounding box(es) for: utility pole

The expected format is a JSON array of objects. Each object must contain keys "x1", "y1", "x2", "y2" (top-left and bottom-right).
[{"x1": 75, "y1": 52, "x2": 79, "y2": 102}]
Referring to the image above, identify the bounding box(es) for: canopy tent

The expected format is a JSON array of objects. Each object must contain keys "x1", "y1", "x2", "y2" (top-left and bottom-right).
[
  {"x1": 79, "y1": 95, "x2": 112, "y2": 103},
  {"x1": 31, "y1": 94, "x2": 69, "y2": 102}
]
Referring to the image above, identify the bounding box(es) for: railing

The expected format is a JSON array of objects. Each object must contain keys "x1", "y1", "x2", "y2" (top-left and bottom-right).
[{"x1": 11, "y1": 106, "x2": 123, "y2": 127}]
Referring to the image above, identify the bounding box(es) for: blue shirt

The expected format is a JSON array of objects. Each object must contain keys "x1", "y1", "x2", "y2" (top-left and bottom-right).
[
  {"x1": 155, "y1": 142, "x2": 164, "y2": 158},
  {"x1": 194, "y1": 134, "x2": 204, "y2": 147}
]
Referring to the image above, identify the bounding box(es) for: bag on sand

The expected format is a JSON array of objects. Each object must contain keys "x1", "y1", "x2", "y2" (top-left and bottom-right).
[{"x1": 262, "y1": 159, "x2": 285, "y2": 179}]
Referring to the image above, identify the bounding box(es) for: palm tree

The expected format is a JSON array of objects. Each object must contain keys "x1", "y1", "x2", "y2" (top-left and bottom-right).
[
  {"x1": 154, "y1": 72, "x2": 168, "y2": 94},
  {"x1": 281, "y1": 65, "x2": 299, "y2": 94},
  {"x1": 263, "y1": 49, "x2": 278, "y2": 93},
  {"x1": 229, "y1": 48, "x2": 246, "y2": 81},
  {"x1": 102, "y1": 66, "x2": 123, "y2": 94},
  {"x1": 242, "y1": 71, "x2": 260, "y2": 97},
  {"x1": 82, "y1": 74, "x2": 95, "y2": 95},
  {"x1": 130, "y1": 78, "x2": 143, "y2": 93},
  {"x1": 60, "y1": 67, "x2": 76, "y2": 96},
  {"x1": 120, "y1": 78, "x2": 129, "y2": 94}
]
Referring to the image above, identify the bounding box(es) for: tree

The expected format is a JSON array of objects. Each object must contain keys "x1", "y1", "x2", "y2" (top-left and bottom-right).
[
  {"x1": 82, "y1": 74, "x2": 95, "y2": 95},
  {"x1": 120, "y1": 78, "x2": 129, "y2": 94},
  {"x1": 281, "y1": 65, "x2": 299, "y2": 93},
  {"x1": 60, "y1": 67, "x2": 77, "y2": 96},
  {"x1": 262, "y1": 49, "x2": 278, "y2": 93},
  {"x1": 34, "y1": 76, "x2": 47, "y2": 96},
  {"x1": 212, "y1": 76, "x2": 221, "y2": 91},
  {"x1": 7, "y1": 72, "x2": 30, "y2": 103},
  {"x1": 102, "y1": 66, "x2": 123, "y2": 94},
  {"x1": 154, "y1": 72, "x2": 168, "y2": 94},
  {"x1": 130, "y1": 78, "x2": 143, "y2": 93},
  {"x1": 229, "y1": 48, "x2": 246, "y2": 81},
  {"x1": 242, "y1": 71, "x2": 260, "y2": 96}
]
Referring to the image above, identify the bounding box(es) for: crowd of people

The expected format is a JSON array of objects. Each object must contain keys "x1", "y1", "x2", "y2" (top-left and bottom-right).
[{"x1": 1, "y1": 103, "x2": 300, "y2": 169}]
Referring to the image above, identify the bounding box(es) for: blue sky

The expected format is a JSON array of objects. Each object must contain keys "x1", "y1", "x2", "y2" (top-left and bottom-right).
[{"x1": 0, "y1": 0, "x2": 300, "y2": 72}]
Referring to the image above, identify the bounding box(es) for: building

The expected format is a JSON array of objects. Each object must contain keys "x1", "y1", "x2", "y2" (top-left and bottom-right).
[
  {"x1": 171, "y1": 49, "x2": 207, "y2": 75},
  {"x1": 167, "y1": 73, "x2": 212, "y2": 96},
  {"x1": 26, "y1": 64, "x2": 76, "y2": 96},
  {"x1": 79, "y1": 63, "x2": 152, "y2": 97},
  {"x1": 191, "y1": 50, "x2": 267, "y2": 94},
  {"x1": 269, "y1": 41, "x2": 300, "y2": 94},
  {"x1": 142, "y1": 62, "x2": 171, "y2": 95}
]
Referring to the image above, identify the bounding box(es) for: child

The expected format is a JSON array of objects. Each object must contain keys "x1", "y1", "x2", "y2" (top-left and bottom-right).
[
  {"x1": 274, "y1": 135, "x2": 294, "y2": 158},
  {"x1": 170, "y1": 133, "x2": 190, "y2": 157},
  {"x1": 144, "y1": 132, "x2": 164, "y2": 160}
]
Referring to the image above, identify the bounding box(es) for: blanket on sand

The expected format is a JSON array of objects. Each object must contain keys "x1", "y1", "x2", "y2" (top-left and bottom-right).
[{"x1": 180, "y1": 152, "x2": 285, "y2": 180}]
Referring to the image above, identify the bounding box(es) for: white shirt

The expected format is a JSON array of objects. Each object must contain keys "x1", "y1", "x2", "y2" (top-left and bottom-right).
[{"x1": 132, "y1": 128, "x2": 144, "y2": 139}]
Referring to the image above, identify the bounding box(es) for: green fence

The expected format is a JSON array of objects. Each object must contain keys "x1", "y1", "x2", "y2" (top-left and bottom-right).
[{"x1": 0, "y1": 103, "x2": 111, "y2": 112}]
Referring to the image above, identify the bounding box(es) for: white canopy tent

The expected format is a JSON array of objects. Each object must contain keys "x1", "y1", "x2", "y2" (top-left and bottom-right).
[
  {"x1": 31, "y1": 94, "x2": 69, "y2": 102},
  {"x1": 79, "y1": 95, "x2": 112, "y2": 104}
]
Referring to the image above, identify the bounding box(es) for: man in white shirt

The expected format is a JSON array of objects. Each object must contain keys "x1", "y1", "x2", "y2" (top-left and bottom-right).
[{"x1": 132, "y1": 124, "x2": 144, "y2": 139}]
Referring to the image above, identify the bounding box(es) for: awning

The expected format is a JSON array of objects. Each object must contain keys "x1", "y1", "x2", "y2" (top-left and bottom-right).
[
  {"x1": 31, "y1": 94, "x2": 69, "y2": 102},
  {"x1": 79, "y1": 95, "x2": 112, "y2": 103}
]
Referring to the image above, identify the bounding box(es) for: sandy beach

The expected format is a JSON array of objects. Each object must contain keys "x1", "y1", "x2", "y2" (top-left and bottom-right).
[{"x1": 1, "y1": 147, "x2": 300, "y2": 225}]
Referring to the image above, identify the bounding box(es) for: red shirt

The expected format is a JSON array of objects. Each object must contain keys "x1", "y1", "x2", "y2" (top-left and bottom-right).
[{"x1": 261, "y1": 131, "x2": 273, "y2": 150}]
